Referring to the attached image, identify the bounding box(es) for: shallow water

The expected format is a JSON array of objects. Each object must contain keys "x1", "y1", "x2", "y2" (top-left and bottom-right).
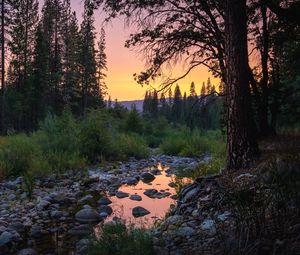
[{"x1": 105, "y1": 163, "x2": 177, "y2": 227}]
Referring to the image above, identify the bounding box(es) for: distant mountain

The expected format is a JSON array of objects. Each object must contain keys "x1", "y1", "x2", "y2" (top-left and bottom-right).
[{"x1": 119, "y1": 100, "x2": 144, "y2": 112}]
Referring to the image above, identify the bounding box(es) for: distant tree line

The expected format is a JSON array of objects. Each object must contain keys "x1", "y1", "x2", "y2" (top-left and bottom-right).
[
  {"x1": 0, "y1": 0, "x2": 107, "y2": 132},
  {"x1": 143, "y1": 79, "x2": 223, "y2": 130}
]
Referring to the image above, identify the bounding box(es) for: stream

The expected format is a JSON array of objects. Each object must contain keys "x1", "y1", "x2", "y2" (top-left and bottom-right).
[{"x1": 0, "y1": 155, "x2": 199, "y2": 255}]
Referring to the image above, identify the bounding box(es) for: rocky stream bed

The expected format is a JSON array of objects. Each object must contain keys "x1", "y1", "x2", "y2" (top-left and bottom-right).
[{"x1": 0, "y1": 155, "x2": 201, "y2": 255}]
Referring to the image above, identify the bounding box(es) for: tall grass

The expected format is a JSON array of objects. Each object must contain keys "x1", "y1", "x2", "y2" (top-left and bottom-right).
[
  {"x1": 88, "y1": 222, "x2": 155, "y2": 255},
  {"x1": 160, "y1": 129, "x2": 226, "y2": 158},
  {"x1": 0, "y1": 110, "x2": 150, "y2": 179}
]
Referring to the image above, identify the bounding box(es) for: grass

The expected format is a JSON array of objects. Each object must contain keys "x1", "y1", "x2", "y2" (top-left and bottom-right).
[
  {"x1": 0, "y1": 110, "x2": 150, "y2": 179},
  {"x1": 160, "y1": 129, "x2": 226, "y2": 158},
  {"x1": 88, "y1": 222, "x2": 155, "y2": 255}
]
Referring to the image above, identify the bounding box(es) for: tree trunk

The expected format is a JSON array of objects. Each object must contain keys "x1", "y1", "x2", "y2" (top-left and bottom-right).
[
  {"x1": 259, "y1": 5, "x2": 270, "y2": 137},
  {"x1": 1, "y1": 0, "x2": 5, "y2": 134},
  {"x1": 225, "y1": 0, "x2": 259, "y2": 171}
]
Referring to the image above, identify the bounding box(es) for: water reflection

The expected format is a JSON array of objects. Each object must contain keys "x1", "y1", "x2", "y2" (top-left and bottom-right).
[{"x1": 104, "y1": 163, "x2": 177, "y2": 227}]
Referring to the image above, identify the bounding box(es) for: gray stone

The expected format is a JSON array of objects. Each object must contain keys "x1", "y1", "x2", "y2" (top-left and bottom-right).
[
  {"x1": 132, "y1": 206, "x2": 150, "y2": 217},
  {"x1": 141, "y1": 172, "x2": 155, "y2": 183},
  {"x1": 144, "y1": 189, "x2": 158, "y2": 198},
  {"x1": 78, "y1": 194, "x2": 93, "y2": 204},
  {"x1": 75, "y1": 208, "x2": 102, "y2": 223},
  {"x1": 36, "y1": 200, "x2": 51, "y2": 210},
  {"x1": 116, "y1": 191, "x2": 129, "y2": 198},
  {"x1": 68, "y1": 225, "x2": 92, "y2": 236},
  {"x1": 76, "y1": 239, "x2": 90, "y2": 255},
  {"x1": 177, "y1": 226, "x2": 196, "y2": 237},
  {"x1": 97, "y1": 197, "x2": 112, "y2": 206},
  {"x1": 0, "y1": 231, "x2": 13, "y2": 246},
  {"x1": 130, "y1": 194, "x2": 142, "y2": 201},
  {"x1": 201, "y1": 219, "x2": 216, "y2": 235},
  {"x1": 17, "y1": 248, "x2": 38, "y2": 255},
  {"x1": 99, "y1": 205, "x2": 113, "y2": 216},
  {"x1": 124, "y1": 177, "x2": 139, "y2": 186}
]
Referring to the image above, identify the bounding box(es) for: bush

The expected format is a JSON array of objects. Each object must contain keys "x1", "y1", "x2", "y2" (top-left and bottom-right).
[
  {"x1": 0, "y1": 134, "x2": 50, "y2": 177},
  {"x1": 88, "y1": 222, "x2": 155, "y2": 255},
  {"x1": 79, "y1": 110, "x2": 117, "y2": 162},
  {"x1": 160, "y1": 129, "x2": 225, "y2": 158},
  {"x1": 116, "y1": 133, "x2": 149, "y2": 160}
]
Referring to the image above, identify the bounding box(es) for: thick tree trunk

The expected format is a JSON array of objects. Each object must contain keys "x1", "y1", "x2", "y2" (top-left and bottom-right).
[
  {"x1": 259, "y1": 5, "x2": 270, "y2": 137},
  {"x1": 225, "y1": 0, "x2": 259, "y2": 171},
  {"x1": 1, "y1": 0, "x2": 5, "y2": 134}
]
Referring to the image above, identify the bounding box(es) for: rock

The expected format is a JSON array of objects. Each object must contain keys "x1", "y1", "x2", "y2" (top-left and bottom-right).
[
  {"x1": 7, "y1": 194, "x2": 17, "y2": 201},
  {"x1": 150, "y1": 169, "x2": 161, "y2": 175},
  {"x1": 76, "y1": 239, "x2": 90, "y2": 255},
  {"x1": 124, "y1": 177, "x2": 139, "y2": 186},
  {"x1": 8, "y1": 222, "x2": 25, "y2": 233},
  {"x1": 116, "y1": 191, "x2": 129, "y2": 198},
  {"x1": 36, "y1": 200, "x2": 51, "y2": 210},
  {"x1": 0, "y1": 231, "x2": 13, "y2": 246},
  {"x1": 68, "y1": 225, "x2": 92, "y2": 236},
  {"x1": 180, "y1": 184, "x2": 201, "y2": 203},
  {"x1": 99, "y1": 205, "x2": 113, "y2": 216},
  {"x1": 177, "y1": 226, "x2": 196, "y2": 237},
  {"x1": 141, "y1": 172, "x2": 155, "y2": 183},
  {"x1": 78, "y1": 194, "x2": 93, "y2": 204},
  {"x1": 50, "y1": 210, "x2": 63, "y2": 219},
  {"x1": 97, "y1": 197, "x2": 112, "y2": 206},
  {"x1": 143, "y1": 189, "x2": 158, "y2": 198},
  {"x1": 168, "y1": 182, "x2": 177, "y2": 188},
  {"x1": 165, "y1": 215, "x2": 184, "y2": 225},
  {"x1": 130, "y1": 194, "x2": 142, "y2": 201},
  {"x1": 201, "y1": 219, "x2": 216, "y2": 235},
  {"x1": 75, "y1": 208, "x2": 102, "y2": 223},
  {"x1": 132, "y1": 206, "x2": 150, "y2": 217},
  {"x1": 217, "y1": 212, "x2": 231, "y2": 222},
  {"x1": 17, "y1": 248, "x2": 38, "y2": 255}
]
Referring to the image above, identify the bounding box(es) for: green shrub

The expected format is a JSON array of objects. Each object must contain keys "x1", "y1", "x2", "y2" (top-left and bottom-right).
[
  {"x1": 160, "y1": 129, "x2": 225, "y2": 158},
  {"x1": 88, "y1": 222, "x2": 155, "y2": 255},
  {"x1": 0, "y1": 134, "x2": 50, "y2": 177},
  {"x1": 79, "y1": 110, "x2": 116, "y2": 162},
  {"x1": 116, "y1": 133, "x2": 149, "y2": 160},
  {"x1": 177, "y1": 157, "x2": 225, "y2": 180},
  {"x1": 124, "y1": 107, "x2": 144, "y2": 134}
]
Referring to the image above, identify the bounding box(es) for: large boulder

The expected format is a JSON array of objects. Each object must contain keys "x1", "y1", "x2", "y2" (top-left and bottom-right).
[
  {"x1": 132, "y1": 206, "x2": 150, "y2": 217},
  {"x1": 141, "y1": 173, "x2": 155, "y2": 183},
  {"x1": 75, "y1": 208, "x2": 102, "y2": 223}
]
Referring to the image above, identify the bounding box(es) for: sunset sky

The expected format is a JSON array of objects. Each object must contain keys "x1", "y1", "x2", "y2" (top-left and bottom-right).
[{"x1": 46, "y1": 1, "x2": 219, "y2": 101}]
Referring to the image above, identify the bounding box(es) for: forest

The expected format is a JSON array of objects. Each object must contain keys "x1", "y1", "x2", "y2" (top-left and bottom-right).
[{"x1": 0, "y1": 0, "x2": 299, "y2": 255}]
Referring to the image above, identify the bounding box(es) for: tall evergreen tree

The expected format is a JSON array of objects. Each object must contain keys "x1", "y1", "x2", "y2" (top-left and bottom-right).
[
  {"x1": 7, "y1": 0, "x2": 39, "y2": 130},
  {"x1": 96, "y1": 27, "x2": 107, "y2": 106},
  {"x1": 61, "y1": 1, "x2": 81, "y2": 113},
  {"x1": 172, "y1": 84, "x2": 182, "y2": 124},
  {"x1": 206, "y1": 77, "x2": 212, "y2": 94},
  {"x1": 79, "y1": 0, "x2": 98, "y2": 117},
  {"x1": 201, "y1": 81, "x2": 206, "y2": 96}
]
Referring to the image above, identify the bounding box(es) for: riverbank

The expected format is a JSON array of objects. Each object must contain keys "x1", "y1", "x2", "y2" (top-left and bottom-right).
[{"x1": 0, "y1": 155, "x2": 200, "y2": 254}]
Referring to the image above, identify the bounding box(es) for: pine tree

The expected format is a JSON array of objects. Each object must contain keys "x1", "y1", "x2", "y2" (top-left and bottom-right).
[
  {"x1": 79, "y1": 0, "x2": 98, "y2": 117},
  {"x1": 201, "y1": 81, "x2": 206, "y2": 96},
  {"x1": 172, "y1": 84, "x2": 182, "y2": 124},
  {"x1": 206, "y1": 77, "x2": 212, "y2": 94},
  {"x1": 7, "y1": 0, "x2": 39, "y2": 130},
  {"x1": 190, "y1": 81, "x2": 196, "y2": 97},
  {"x1": 150, "y1": 90, "x2": 158, "y2": 119},
  {"x1": 41, "y1": 0, "x2": 64, "y2": 113},
  {"x1": 96, "y1": 27, "x2": 107, "y2": 106},
  {"x1": 61, "y1": 2, "x2": 81, "y2": 113},
  {"x1": 31, "y1": 24, "x2": 49, "y2": 127}
]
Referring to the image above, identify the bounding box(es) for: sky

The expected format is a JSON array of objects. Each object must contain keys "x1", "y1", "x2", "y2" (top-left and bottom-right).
[{"x1": 43, "y1": 1, "x2": 220, "y2": 101}]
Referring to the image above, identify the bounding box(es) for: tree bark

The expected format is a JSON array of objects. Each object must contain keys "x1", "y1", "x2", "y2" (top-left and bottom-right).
[
  {"x1": 1, "y1": 0, "x2": 5, "y2": 134},
  {"x1": 225, "y1": 0, "x2": 259, "y2": 171}
]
